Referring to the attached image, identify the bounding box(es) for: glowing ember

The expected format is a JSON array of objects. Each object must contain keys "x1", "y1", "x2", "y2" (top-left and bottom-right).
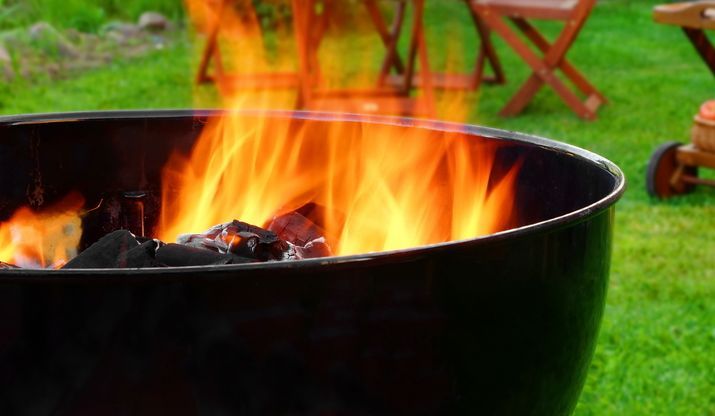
[{"x1": 0, "y1": 193, "x2": 84, "y2": 268}]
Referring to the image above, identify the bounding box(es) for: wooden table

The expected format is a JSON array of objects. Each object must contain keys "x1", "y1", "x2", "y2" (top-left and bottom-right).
[
  {"x1": 653, "y1": 1, "x2": 715, "y2": 76},
  {"x1": 647, "y1": 2, "x2": 715, "y2": 198}
]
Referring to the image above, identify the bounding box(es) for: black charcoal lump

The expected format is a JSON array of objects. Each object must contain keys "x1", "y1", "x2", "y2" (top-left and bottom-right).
[{"x1": 62, "y1": 230, "x2": 151, "y2": 269}]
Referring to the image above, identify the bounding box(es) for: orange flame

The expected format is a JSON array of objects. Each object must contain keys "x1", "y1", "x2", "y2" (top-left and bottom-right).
[
  {"x1": 158, "y1": 114, "x2": 521, "y2": 255},
  {"x1": 158, "y1": 2, "x2": 522, "y2": 255},
  {"x1": 0, "y1": 193, "x2": 84, "y2": 268},
  {"x1": 1, "y1": 4, "x2": 522, "y2": 267}
]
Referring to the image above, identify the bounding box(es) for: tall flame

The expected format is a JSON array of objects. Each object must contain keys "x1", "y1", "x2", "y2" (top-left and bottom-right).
[
  {"x1": 158, "y1": 2, "x2": 522, "y2": 255},
  {"x1": 0, "y1": 193, "x2": 84, "y2": 268},
  {"x1": 159, "y1": 112, "x2": 520, "y2": 256},
  {"x1": 0, "y1": 3, "x2": 522, "y2": 267}
]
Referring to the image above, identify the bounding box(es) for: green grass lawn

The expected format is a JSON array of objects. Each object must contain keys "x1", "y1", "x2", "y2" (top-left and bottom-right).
[{"x1": 1, "y1": 0, "x2": 714, "y2": 414}]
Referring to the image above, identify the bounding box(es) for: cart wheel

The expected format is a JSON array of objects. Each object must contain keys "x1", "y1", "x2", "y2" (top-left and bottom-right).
[{"x1": 646, "y1": 141, "x2": 697, "y2": 198}]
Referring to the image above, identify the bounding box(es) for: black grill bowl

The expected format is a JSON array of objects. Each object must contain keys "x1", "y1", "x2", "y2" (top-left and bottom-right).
[{"x1": 0, "y1": 110, "x2": 624, "y2": 415}]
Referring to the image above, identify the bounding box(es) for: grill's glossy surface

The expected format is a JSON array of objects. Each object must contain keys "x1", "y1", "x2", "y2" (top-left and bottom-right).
[{"x1": 0, "y1": 111, "x2": 624, "y2": 415}]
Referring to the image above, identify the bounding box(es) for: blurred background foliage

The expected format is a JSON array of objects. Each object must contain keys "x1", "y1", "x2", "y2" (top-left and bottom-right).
[{"x1": 0, "y1": 0, "x2": 185, "y2": 32}]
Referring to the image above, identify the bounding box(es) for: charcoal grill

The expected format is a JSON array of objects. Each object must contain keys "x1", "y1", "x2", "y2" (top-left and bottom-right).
[{"x1": 0, "y1": 110, "x2": 624, "y2": 415}]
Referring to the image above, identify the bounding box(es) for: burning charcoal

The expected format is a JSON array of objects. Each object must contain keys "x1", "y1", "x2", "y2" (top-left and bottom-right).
[
  {"x1": 289, "y1": 202, "x2": 346, "y2": 249},
  {"x1": 221, "y1": 220, "x2": 285, "y2": 260},
  {"x1": 267, "y1": 211, "x2": 326, "y2": 247},
  {"x1": 178, "y1": 218, "x2": 333, "y2": 262},
  {"x1": 176, "y1": 222, "x2": 228, "y2": 252},
  {"x1": 63, "y1": 230, "x2": 139, "y2": 269},
  {"x1": 294, "y1": 202, "x2": 330, "y2": 229},
  {"x1": 155, "y1": 243, "x2": 255, "y2": 267},
  {"x1": 266, "y1": 209, "x2": 333, "y2": 259},
  {"x1": 0, "y1": 261, "x2": 19, "y2": 269},
  {"x1": 178, "y1": 220, "x2": 289, "y2": 261},
  {"x1": 116, "y1": 239, "x2": 162, "y2": 268},
  {"x1": 296, "y1": 202, "x2": 345, "y2": 233},
  {"x1": 293, "y1": 237, "x2": 332, "y2": 259}
]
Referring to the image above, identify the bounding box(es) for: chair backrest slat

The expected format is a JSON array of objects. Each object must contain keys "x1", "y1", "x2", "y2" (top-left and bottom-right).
[{"x1": 472, "y1": 0, "x2": 596, "y2": 21}]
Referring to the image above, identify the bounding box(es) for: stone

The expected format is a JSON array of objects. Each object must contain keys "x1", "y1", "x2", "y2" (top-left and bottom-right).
[
  {"x1": 102, "y1": 21, "x2": 141, "y2": 38},
  {"x1": 0, "y1": 44, "x2": 10, "y2": 62},
  {"x1": 106, "y1": 30, "x2": 128, "y2": 45},
  {"x1": 0, "y1": 43, "x2": 14, "y2": 81},
  {"x1": 0, "y1": 29, "x2": 22, "y2": 50},
  {"x1": 138, "y1": 12, "x2": 169, "y2": 32},
  {"x1": 28, "y1": 22, "x2": 53, "y2": 40},
  {"x1": 27, "y1": 21, "x2": 80, "y2": 58},
  {"x1": 56, "y1": 42, "x2": 80, "y2": 59}
]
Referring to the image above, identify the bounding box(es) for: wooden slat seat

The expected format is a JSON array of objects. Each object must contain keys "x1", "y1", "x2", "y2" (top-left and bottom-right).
[
  {"x1": 473, "y1": 0, "x2": 579, "y2": 20},
  {"x1": 653, "y1": 1, "x2": 715, "y2": 76},
  {"x1": 653, "y1": 1, "x2": 715, "y2": 30},
  {"x1": 470, "y1": 0, "x2": 606, "y2": 119}
]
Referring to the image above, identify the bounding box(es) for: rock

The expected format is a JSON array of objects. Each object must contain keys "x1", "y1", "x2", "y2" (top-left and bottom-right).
[
  {"x1": 64, "y1": 28, "x2": 99, "y2": 45},
  {"x1": 64, "y1": 28, "x2": 82, "y2": 42},
  {"x1": 138, "y1": 12, "x2": 169, "y2": 32},
  {"x1": 150, "y1": 34, "x2": 166, "y2": 49},
  {"x1": 0, "y1": 29, "x2": 23, "y2": 50},
  {"x1": 102, "y1": 21, "x2": 141, "y2": 38},
  {"x1": 0, "y1": 44, "x2": 10, "y2": 62},
  {"x1": 56, "y1": 42, "x2": 80, "y2": 59},
  {"x1": 28, "y1": 22, "x2": 52, "y2": 40},
  {"x1": 45, "y1": 62, "x2": 60, "y2": 78},
  {"x1": 0, "y1": 43, "x2": 14, "y2": 81},
  {"x1": 106, "y1": 30, "x2": 128, "y2": 45},
  {"x1": 28, "y1": 22, "x2": 80, "y2": 58},
  {"x1": 20, "y1": 65, "x2": 31, "y2": 79}
]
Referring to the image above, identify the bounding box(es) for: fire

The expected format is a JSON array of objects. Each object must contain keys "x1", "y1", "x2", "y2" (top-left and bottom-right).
[
  {"x1": 158, "y1": 2, "x2": 522, "y2": 255},
  {"x1": 0, "y1": 193, "x2": 84, "y2": 268},
  {"x1": 0, "y1": 3, "x2": 522, "y2": 267},
  {"x1": 159, "y1": 113, "x2": 520, "y2": 256}
]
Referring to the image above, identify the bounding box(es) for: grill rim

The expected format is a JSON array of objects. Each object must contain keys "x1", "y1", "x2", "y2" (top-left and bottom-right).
[{"x1": 0, "y1": 109, "x2": 625, "y2": 277}]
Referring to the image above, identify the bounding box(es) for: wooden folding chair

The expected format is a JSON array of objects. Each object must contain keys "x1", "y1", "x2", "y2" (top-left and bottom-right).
[
  {"x1": 371, "y1": 0, "x2": 505, "y2": 91},
  {"x1": 195, "y1": 0, "x2": 433, "y2": 115},
  {"x1": 296, "y1": 0, "x2": 436, "y2": 117},
  {"x1": 195, "y1": 0, "x2": 227, "y2": 86},
  {"x1": 653, "y1": 1, "x2": 715, "y2": 76},
  {"x1": 195, "y1": 0, "x2": 306, "y2": 92},
  {"x1": 470, "y1": 0, "x2": 606, "y2": 119},
  {"x1": 459, "y1": 0, "x2": 507, "y2": 89}
]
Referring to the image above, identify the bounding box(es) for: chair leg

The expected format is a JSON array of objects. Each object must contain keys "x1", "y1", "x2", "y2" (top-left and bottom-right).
[
  {"x1": 501, "y1": 17, "x2": 605, "y2": 119},
  {"x1": 501, "y1": 68, "x2": 596, "y2": 119},
  {"x1": 413, "y1": 0, "x2": 435, "y2": 116},
  {"x1": 474, "y1": 5, "x2": 603, "y2": 119},
  {"x1": 212, "y1": 43, "x2": 225, "y2": 80},
  {"x1": 307, "y1": 0, "x2": 332, "y2": 88},
  {"x1": 365, "y1": 0, "x2": 407, "y2": 86},
  {"x1": 196, "y1": 0, "x2": 229, "y2": 84},
  {"x1": 292, "y1": 0, "x2": 315, "y2": 108},
  {"x1": 293, "y1": 0, "x2": 431, "y2": 116},
  {"x1": 683, "y1": 28, "x2": 715, "y2": 75},
  {"x1": 499, "y1": 73, "x2": 542, "y2": 117},
  {"x1": 466, "y1": 2, "x2": 505, "y2": 88},
  {"x1": 512, "y1": 18, "x2": 605, "y2": 103},
  {"x1": 402, "y1": 5, "x2": 421, "y2": 95}
]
